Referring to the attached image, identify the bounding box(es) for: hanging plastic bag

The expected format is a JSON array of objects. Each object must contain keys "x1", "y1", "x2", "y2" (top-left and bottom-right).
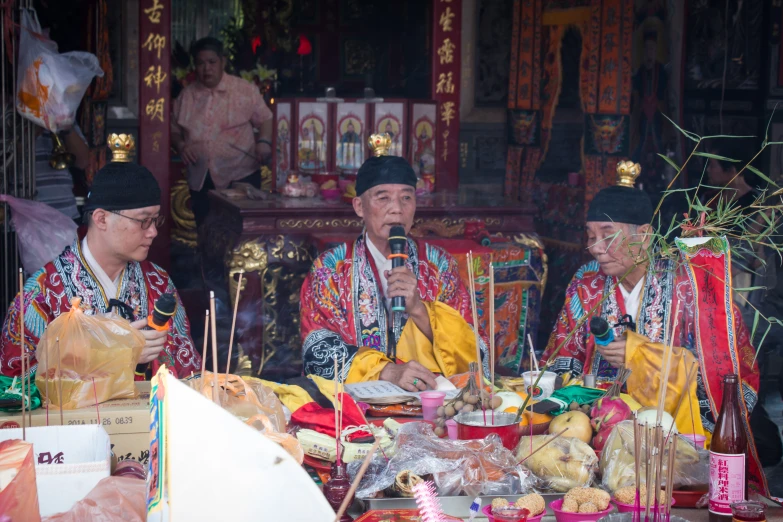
[
  {"x1": 35, "y1": 298, "x2": 144, "y2": 410},
  {"x1": 0, "y1": 194, "x2": 77, "y2": 274},
  {"x1": 16, "y1": 8, "x2": 103, "y2": 132}
]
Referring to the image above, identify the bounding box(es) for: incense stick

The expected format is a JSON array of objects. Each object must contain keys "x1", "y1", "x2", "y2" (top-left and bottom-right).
[
  {"x1": 333, "y1": 356, "x2": 340, "y2": 464},
  {"x1": 664, "y1": 437, "x2": 678, "y2": 519},
  {"x1": 92, "y1": 377, "x2": 100, "y2": 424},
  {"x1": 489, "y1": 263, "x2": 495, "y2": 425},
  {"x1": 518, "y1": 427, "x2": 570, "y2": 465},
  {"x1": 225, "y1": 270, "x2": 244, "y2": 376},
  {"x1": 333, "y1": 437, "x2": 382, "y2": 522},
  {"x1": 466, "y1": 252, "x2": 482, "y2": 388},
  {"x1": 667, "y1": 361, "x2": 698, "y2": 442},
  {"x1": 209, "y1": 292, "x2": 219, "y2": 405},
  {"x1": 657, "y1": 303, "x2": 681, "y2": 426},
  {"x1": 527, "y1": 334, "x2": 539, "y2": 372},
  {"x1": 200, "y1": 310, "x2": 209, "y2": 377},
  {"x1": 56, "y1": 337, "x2": 63, "y2": 426},
  {"x1": 644, "y1": 425, "x2": 653, "y2": 522},
  {"x1": 633, "y1": 414, "x2": 641, "y2": 522},
  {"x1": 18, "y1": 269, "x2": 25, "y2": 438},
  {"x1": 44, "y1": 333, "x2": 49, "y2": 427},
  {"x1": 340, "y1": 353, "x2": 346, "y2": 457}
]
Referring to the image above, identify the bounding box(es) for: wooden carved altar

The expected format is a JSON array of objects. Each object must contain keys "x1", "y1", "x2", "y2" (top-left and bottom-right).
[{"x1": 201, "y1": 191, "x2": 545, "y2": 378}]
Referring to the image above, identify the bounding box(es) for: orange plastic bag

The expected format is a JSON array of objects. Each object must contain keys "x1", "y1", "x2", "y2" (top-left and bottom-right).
[
  {"x1": 41, "y1": 476, "x2": 146, "y2": 522},
  {"x1": 35, "y1": 298, "x2": 144, "y2": 409},
  {"x1": 0, "y1": 439, "x2": 41, "y2": 522}
]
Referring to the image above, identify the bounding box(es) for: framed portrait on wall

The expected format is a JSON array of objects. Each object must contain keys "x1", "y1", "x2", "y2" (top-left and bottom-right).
[
  {"x1": 409, "y1": 102, "x2": 437, "y2": 191},
  {"x1": 274, "y1": 101, "x2": 292, "y2": 189},
  {"x1": 372, "y1": 101, "x2": 406, "y2": 157},
  {"x1": 297, "y1": 101, "x2": 329, "y2": 174},
  {"x1": 334, "y1": 102, "x2": 368, "y2": 175}
]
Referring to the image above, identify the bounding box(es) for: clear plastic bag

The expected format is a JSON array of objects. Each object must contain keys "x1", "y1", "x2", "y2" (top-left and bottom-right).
[
  {"x1": 35, "y1": 298, "x2": 144, "y2": 409},
  {"x1": 515, "y1": 434, "x2": 599, "y2": 492},
  {"x1": 16, "y1": 8, "x2": 103, "y2": 132},
  {"x1": 350, "y1": 422, "x2": 533, "y2": 499},
  {"x1": 599, "y1": 420, "x2": 708, "y2": 493},
  {"x1": 0, "y1": 194, "x2": 77, "y2": 274},
  {"x1": 0, "y1": 439, "x2": 41, "y2": 522}
]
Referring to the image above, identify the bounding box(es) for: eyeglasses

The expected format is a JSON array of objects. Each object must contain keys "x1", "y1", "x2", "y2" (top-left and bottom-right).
[{"x1": 109, "y1": 211, "x2": 166, "y2": 230}]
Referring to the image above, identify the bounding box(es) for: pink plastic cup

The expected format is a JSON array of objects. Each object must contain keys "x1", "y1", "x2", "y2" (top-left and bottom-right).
[
  {"x1": 420, "y1": 391, "x2": 446, "y2": 422},
  {"x1": 445, "y1": 419, "x2": 458, "y2": 440},
  {"x1": 483, "y1": 504, "x2": 544, "y2": 522},
  {"x1": 550, "y1": 498, "x2": 614, "y2": 522},
  {"x1": 682, "y1": 433, "x2": 706, "y2": 448}
]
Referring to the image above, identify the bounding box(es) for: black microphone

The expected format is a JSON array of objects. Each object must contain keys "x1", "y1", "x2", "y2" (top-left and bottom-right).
[
  {"x1": 388, "y1": 225, "x2": 408, "y2": 313},
  {"x1": 135, "y1": 293, "x2": 177, "y2": 376},
  {"x1": 589, "y1": 316, "x2": 615, "y2": 347}
]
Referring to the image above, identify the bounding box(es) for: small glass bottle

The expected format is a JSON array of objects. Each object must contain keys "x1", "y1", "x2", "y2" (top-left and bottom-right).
[
  {"x1": 323, "y1": 460, "x2": 353, "y2": 522},
  {"x1": 731, "y1": 501, "x2": 766, "y2": 522}
]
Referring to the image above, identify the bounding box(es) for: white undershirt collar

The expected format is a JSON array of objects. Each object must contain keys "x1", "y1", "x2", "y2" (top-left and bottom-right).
[{"x1": 81, "y1": 237, "x2": 121, "y2": 298}]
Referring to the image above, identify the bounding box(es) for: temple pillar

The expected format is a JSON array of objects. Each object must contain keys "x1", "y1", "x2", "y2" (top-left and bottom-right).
[{"x1": 139, "y1": 0, "x2": 172, "y2": 268}]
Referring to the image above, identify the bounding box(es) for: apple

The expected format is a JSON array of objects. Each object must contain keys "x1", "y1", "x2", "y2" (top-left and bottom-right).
[{"x1": 548, "y1": 410, "x2": 592, "y2": 444}]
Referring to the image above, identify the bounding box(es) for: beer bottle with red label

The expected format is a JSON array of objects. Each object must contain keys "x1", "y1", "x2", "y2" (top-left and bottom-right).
[{"x1": 709, "y1": 374, "x2": 748, "y2": 522}]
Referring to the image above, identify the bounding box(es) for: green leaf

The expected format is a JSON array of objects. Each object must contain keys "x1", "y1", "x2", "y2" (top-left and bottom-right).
[
  {"x1": 693, "y1": 151, "x2": 740, "y2": 162},
  {"x1": 751, "y1": 309, "x2": 760, "y2": 343},
  {"x1": 745, "y1": 165, "x2": 780, "y2": 188},
  {"x1": 753, "y1": 323, "x2": 772, "y2": 366},
  {"x1": 662, "y1": 113, "x2": 700, "y2": 142},
  {"x1": 733, "y1": 286, "x2": 767, "y2": 292},
  {"x1": 702, "y1": 135, "x2": 756, "y2": 140},
  {"x1": 657, "y1": 153, "x2": 682, "y2": 173}
]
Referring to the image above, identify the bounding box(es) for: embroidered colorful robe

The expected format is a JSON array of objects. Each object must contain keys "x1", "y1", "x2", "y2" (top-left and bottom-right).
[
  {"x1": 542, "y1": 237, "x2": 767, "y2": 496},
  {"x1": 0, "y1": 240, "x2": 201, "y2": 379},
  {"x1": 300, "y1": 235, "x2": 489, "y2": 382}
]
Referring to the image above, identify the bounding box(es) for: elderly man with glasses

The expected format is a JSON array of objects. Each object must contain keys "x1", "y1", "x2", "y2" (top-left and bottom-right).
[{"x1": 0, "y1": 135, "x2": 201, "y2": 380}]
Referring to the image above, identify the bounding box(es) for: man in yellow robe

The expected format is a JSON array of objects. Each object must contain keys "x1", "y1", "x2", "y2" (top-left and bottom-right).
[{"x1": 300, "y1": 134, "x2": 487, "y2": 391}]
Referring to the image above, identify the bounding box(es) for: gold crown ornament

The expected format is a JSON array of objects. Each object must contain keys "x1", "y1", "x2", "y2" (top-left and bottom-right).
[
  {"x1": 616, "y1": 160, "x2": 641, "y2": 188},
  {"x1": 368, "y1": 133, "x2": 392, "y2": 157},
  {"x1": 107, "y1": 133, "x2": 136, "y2": 163}
]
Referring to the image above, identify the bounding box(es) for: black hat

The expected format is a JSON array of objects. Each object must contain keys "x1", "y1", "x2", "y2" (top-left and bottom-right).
[
  {"x1": 355, "y1": 133, "x2": 417, "y2": 196},
  {"x1": 586, "y1": 161, "x2": 653, "y2": 225},
  {"x1": 84, "y1": 134, "x2": 161, "y2": 212}
]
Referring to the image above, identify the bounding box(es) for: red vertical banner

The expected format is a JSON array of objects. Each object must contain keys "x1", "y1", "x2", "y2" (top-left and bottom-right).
[
  {"x1": 139, "y1": 0, "x2": 172, "y2": 268},
  {"x1": 431, "y1": 0, "x2": 462, "y2": 192}
]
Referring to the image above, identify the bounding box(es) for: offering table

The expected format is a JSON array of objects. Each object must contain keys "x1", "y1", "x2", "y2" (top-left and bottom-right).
[{"x1": 201, "y1": 190, "x2": 544, "y2": 379}]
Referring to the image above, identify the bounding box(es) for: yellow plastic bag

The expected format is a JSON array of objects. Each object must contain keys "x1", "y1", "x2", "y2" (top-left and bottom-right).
[{"x1": 35, "y1": 298, "x2": 144, "y2": 409}]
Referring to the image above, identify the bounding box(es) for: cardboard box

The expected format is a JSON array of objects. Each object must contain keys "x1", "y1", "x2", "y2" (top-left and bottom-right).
[
  {"x1": 0, "y1": 425, "x2": 111, "y2": 516},
  {"x1": 0, "y1": 382, "x2": 150, "y2": 471}
]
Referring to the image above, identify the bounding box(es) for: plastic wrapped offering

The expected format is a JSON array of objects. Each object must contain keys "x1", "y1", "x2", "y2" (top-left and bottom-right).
[
  {"x1": 351, "y1": 422, "x2": 533, "y2": 499},
  {"x1": 515, "y1": 435, "x2": 598, "y2": 492},
  {"x1": 599, "y1": 420, "x2": 707, "y2": 492}
]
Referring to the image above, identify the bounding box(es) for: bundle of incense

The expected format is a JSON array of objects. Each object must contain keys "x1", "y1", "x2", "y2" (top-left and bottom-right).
[
  {"x1": 633, "y1": 413, "x2": 641, "y2": 522},
  {"x1": 225, "y1": 270, "x2": 244, "y2": 376},
  {"x1": 208, "y1": 292, "x2": 219, "y2": 404}
]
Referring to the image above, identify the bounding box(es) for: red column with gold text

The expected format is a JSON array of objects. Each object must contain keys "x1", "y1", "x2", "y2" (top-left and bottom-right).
[
  {"x1": 139, "y1": 0, "x2": 171, "y2": 268},
  {"x1": 431, "y1": 0, "x2": 461, "y2": 192}
]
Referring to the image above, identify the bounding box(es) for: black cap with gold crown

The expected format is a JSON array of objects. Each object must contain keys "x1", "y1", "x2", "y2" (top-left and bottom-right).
[
  {"x1": 586, "y1": 161, "x2": 653, "y2": 225},
  {"x1": 84, "y1": 134, "x2": 161, "y2": 212},
  {"x1": 354, "y1": 133, "x2": 418, "y2": 196}
]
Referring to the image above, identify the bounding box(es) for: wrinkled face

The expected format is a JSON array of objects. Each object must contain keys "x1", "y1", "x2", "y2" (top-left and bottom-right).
[
  {"x1": 94, "y1": 206, "x2": 161, "y2": 263},
  {"x1": 195, "y1": 50, "x2": 224, "y2": 89},
  {"x1": 707, "y1": 158, "x2": 735, "y2": 186},
  {"x1": 586, "y1": 221, "x2": 648, "y2": 277},
  {"x1": 353, "y1": 185, "x2": 416, "y2": 247}
]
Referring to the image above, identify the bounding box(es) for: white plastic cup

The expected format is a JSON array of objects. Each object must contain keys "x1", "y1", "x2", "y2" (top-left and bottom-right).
[
  {"x1": 420, "y1": 391, "x2": 446, "y2": 422},
  {"x1": 521, "y1": 371, "x2": 557, "y2": 400}
]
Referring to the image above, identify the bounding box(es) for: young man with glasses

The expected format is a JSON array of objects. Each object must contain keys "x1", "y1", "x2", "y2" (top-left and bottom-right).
[{"x1": 0, "y1": 135, "x2": 202, "y2": 380}]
